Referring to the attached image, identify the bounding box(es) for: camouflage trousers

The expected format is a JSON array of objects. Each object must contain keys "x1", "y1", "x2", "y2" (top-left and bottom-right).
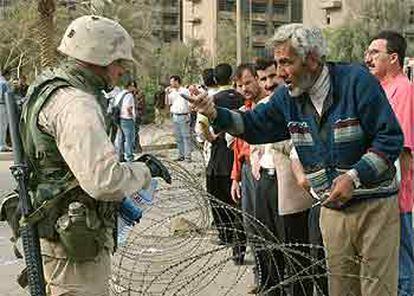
[{"x1": 41, "y1": 239, "x2": 111, "y2": 296}]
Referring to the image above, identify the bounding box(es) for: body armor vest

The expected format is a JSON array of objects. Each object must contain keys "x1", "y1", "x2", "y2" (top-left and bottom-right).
[{"x1": 20, "y1": 62, "x2": 117, "y2": 252}]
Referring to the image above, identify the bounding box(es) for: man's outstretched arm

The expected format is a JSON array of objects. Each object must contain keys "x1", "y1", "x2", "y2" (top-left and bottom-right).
[{"x1": 192, "y1": 91, "x2": 290, "y2": 145}]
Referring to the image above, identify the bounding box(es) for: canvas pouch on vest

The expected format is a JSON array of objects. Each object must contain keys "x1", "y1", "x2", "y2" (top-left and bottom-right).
[
  {"x1": 11, "y1": 62, "x2": 118, "y2": 261},
  {"x1": 55, "y1": 202, "x2": 103, "y2": 260}
]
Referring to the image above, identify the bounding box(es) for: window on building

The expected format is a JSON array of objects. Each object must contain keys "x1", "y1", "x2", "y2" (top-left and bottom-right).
[
  {"x1": 250, "y1": 2, "x2": 287, "y2": 16},
  {"x1": 290, "y1": 0, "x2": 303, "y2": 22},
  {"x1": 273, "y1": 4, "x2": 287, "y2": 15},
  {"x1": 252, "y1": 3, "x2": 267, "y2": 14},
  {"x1": 163, "y1": 15, "x2": 178, "y2": 26},
  {"x1": 252, "y1": 22, "x2": 267, "y2": 36},
  {"x1": 163, "y1": 31, "x2": 179, "y2": 43},
  {"x1": 163, "y1": 0, "x2": 178, "y2": 7},
  {"x1": 253, "y1": 45, "x2": 269, "y2": 58},
  {"x1": 218, "y1": 0, "x2": 236, "y2": 12},
  {"x1": 326, "y1": 11, "x2": 331, "y2": 25}
]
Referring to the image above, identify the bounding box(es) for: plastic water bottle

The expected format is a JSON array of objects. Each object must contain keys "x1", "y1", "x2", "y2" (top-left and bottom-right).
[
  {"x1": 117, "y1": 215, "x2": 133, "y2": 246},
  {"x1": 131, "y1": 179, "x2": 158, "y2": 206},
  {"x1": 117, "y1": 179, "x2": 158, "y2": 246}
]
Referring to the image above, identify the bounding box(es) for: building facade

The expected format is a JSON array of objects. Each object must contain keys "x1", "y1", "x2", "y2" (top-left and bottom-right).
[
  {"x1": 303, "y1": 0, "x2": 414, "y2": 54},
  {"x1": 303, "y1": 0, "x2": 414, "y2": 35},
  {"x1": 0, "y1": 0, "x2": 12, "y2": 20},
  {"x1": 302, "y1": 0, "x2": 361, "y2": 28},
  {"x1": 63, "y1": 0, "x2": 183, "y2": 45},
  {"x1": 152, "y1": 0, "x2": 182, "y2": 44},
  {"x1": 183, "y1": 0, "x2": 303, "y2": 62}
]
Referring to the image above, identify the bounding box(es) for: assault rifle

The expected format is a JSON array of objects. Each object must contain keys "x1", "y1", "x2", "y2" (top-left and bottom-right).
[{"x1": 5, "y1": 91, "x2": 46, "y2": 295}]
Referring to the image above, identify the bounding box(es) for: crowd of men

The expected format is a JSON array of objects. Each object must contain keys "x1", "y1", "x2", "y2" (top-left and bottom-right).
[
  {"x1": 188, "y1": 25, "x2": 414, "y2": 296},
  {"x1": 0, "y1": 13, "x2": 413, "y2": 296},
  {"x1": 150, "y1": 26, "x2": 414, "y2": 295},
  {"x1": 105, "y1": 80, "x2": 145, "y2": 161}
]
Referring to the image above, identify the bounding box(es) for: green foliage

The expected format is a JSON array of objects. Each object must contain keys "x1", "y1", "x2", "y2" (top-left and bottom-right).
[
  {"x1": 0, "y1": 0, "x2": 40, "y2": 77},
  {"x1": 325, "y1": 0, "x2": 412, "y2": 62},
  {"x1": 324, "y1": 24, "x2": 371, "y2": 62},
  {"x1": 216, "y1": 19, "x2": 237, "y2": 66},
  {"x1": 0, "y1": 0, "x2": 153, "y2": 77},
  {"x1": 141, "y1": 80, "x2": 158, "y2": 124},
  {"x1": 98, "y1": 0, "x2": 155, "y2": 76},
  {"x1": 155, "y1": 40, "x2": 209, "y2": 85}
]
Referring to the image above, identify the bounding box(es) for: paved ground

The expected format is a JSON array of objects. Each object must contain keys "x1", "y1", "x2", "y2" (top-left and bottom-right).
[
  {"x1": 0, "y1": 121, "x2": 255, "y2": 296},
  {"x1": 0, "y1": 160, "x2": 26, "y2": 296},
  {"x1": 0, "y1": 122, "x2": 177, "y2": 296}
]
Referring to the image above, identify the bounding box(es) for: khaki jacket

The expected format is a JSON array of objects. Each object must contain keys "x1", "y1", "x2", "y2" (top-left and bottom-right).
[
  {"x1": 271, "y1": 140, "x2": 313, "y2": 215},
  {"x1": 38, "y1": 86, "x2": 151, "y2": 258}
]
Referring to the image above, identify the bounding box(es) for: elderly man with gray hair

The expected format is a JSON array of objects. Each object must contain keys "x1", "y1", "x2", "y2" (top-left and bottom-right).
[{"x1": 191, "y1": 24, "x2": 403, "y2": 295}]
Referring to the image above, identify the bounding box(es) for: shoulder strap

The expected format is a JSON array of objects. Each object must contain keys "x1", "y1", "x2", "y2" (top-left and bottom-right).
[
  {"x1": 19, "y1": 180, "x2": 79, "y2": 227},
  {"x1": 116, "y1": 91, "x2": 131, "y2": 108}
]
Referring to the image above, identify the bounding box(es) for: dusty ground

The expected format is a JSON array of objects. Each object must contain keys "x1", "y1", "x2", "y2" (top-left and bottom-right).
[
  {"x1": 0, "y1": 160, "x2": 26, "y2": 296},
  {"x1": 0, "y1": 122, "x2": 256, "y2": 296}
]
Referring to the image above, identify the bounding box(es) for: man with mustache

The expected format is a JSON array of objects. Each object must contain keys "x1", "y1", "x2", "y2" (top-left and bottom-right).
[
  {"x1": 248, "y1": 59, "x2": 285, "y2": 295},
  {"x1": 365, "y1": 31, "x2": 414, "y2": 296},
  {"x1": 251, "y1": 58, "x2": 316, "y2": 295},
  {"x1": 229, "y1": 64, "x2": 265, "y2": 289},
  {"x1": 191, "y1": 24, "x2": 403, "y2": 296},
  {"x1": 230, "y1": 64, "x2": 265, "y2": 212}
]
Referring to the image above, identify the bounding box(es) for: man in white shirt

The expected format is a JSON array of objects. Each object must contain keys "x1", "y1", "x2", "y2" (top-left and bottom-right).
[
  {"x1": 114, "y1": 81, "x2": 137, "y2": 162},
  {"x1": 251, "y1": 59, "x2": 315, "y2": 296},
  {"x1": 166, "y1": 75, "x2": 192, "y2": 162}
]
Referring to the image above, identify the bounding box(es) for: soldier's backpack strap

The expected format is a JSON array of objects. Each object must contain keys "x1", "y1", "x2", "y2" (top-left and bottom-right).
[{"x1": 19, "y1": 180, "x2": 79, "y2": 227}]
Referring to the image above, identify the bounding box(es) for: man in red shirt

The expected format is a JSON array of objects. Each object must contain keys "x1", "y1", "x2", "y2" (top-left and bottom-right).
[
  {"x1": 366, "y1": 31, "x2": 414, "y2": 296},
  {"x1": 229, "y1": 64, "x2": 267, "y2": 293},
  {"x1": 230, "y1": 64, "x2": 265, "y2": 211}
]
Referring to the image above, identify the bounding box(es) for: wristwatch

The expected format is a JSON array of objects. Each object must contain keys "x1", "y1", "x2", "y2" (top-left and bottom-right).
[{"x1": 346, "y1": 169, "x2": 361, "y2": 189}]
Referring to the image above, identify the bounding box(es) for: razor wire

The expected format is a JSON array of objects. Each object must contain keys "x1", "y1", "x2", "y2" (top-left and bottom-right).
[{"x1": 109, "y1": 128, "x2": 397, "y2": 296}]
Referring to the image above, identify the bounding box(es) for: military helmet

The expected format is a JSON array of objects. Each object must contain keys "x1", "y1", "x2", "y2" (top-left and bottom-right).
[{"x1": 57, "y1": 15, "x2": 135, "y2": 67}]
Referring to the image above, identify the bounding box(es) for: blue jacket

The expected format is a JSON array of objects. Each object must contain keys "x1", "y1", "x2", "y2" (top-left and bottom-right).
[{"x1": 214, "y1": 63, "x2": 403, "y2": 202}]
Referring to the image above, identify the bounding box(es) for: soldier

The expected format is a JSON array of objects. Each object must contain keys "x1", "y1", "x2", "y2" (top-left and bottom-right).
[{"x1": 19, "y1": 15, "x2": 169, "y2": 295}]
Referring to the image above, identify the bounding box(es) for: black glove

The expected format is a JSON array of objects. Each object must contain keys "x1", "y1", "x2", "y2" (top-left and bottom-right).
[{"x1": 137, "y1": 154, "x2": 172, "y2": 184}]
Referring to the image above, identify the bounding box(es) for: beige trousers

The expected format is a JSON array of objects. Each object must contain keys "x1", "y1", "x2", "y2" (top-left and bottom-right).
[
  {"x1": 320, "y1": 196, "x2": 400, "y2": 296},
  {"x1": 42, "y1": 247, "x2": 111, "y2": 296}
]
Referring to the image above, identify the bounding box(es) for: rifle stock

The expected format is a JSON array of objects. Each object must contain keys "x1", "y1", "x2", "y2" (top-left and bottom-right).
[{"x1": 5, "y1": 91, "x2": 46, "y2": 296}]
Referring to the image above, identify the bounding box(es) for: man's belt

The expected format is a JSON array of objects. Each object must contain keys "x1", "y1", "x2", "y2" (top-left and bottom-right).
[
  {"x1": 261, "y1": 167, "x2": 276, "y2": 176},
  {"x1": 172, "y1": 113, "x2": 189, "y2": 116}
]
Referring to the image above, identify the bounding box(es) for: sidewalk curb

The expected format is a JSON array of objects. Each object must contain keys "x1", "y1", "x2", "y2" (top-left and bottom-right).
[{"x1": 0, "y1": 153, "x2": 12, "y2": 161}]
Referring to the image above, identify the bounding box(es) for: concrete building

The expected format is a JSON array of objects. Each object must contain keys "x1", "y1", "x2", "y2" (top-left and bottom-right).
[
  {"x1": 0, "y1": 0, "x2": 12, "y2": 20},
  {"x1": 303, "y1": 0, "x2": 414, "y2": 34},
  {"x1": 63, "y1": 0, "x2": 183, "y2": 45},
  {"x1": 303, "y1": 0, "x2": 414, "y2": 53},
  {"x1": 183, "y1": 0, "x2": 303, "y2": 63},
  {"x1": 152, "y1": 0, "x2": 182, "y2": 44},
  {"x1": 302, "y1": 0, "x2": 361, "y2": 28}
]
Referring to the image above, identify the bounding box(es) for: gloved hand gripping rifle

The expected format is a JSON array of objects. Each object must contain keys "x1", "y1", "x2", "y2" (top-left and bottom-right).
[{"x1": 5, "y1": 91, "x2": 46, "y2": 296}]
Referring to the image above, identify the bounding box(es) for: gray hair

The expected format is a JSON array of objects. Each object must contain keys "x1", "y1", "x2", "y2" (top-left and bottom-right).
[{"x1": 269, "y1": 24, "x2": 327, "y2": 61}]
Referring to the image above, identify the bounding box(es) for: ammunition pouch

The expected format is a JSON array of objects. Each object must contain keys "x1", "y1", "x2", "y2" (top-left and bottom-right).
[
  {"x1": 0, "y1": 191, "x2": 21, "y2": 240},
  {"x1": 55, "y1": 202, "x2": 105, "y2": 261},
  {"x1": 1, "y1": 186, "x2": 118, "y2": 261}
]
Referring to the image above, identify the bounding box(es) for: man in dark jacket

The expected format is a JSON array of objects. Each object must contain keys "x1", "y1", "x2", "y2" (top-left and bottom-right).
[
  {"x1": 191, "y1": 24, "x2": 403, "y2": 296},
  {"x1": 202, "y1": 63, "x2": 246, "y2": 264}
]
